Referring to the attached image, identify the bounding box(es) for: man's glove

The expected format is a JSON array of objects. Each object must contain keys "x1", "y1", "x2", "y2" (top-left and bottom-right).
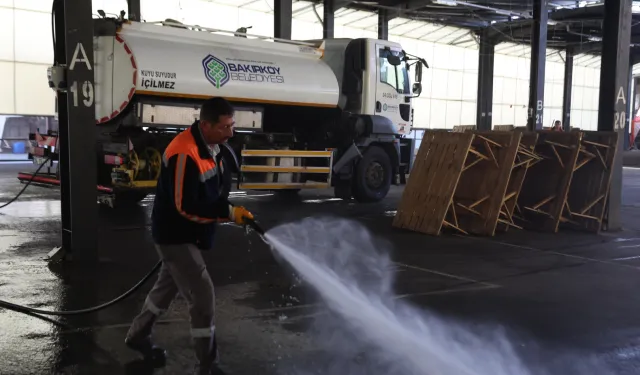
[{"x1": 229, "y1": 205, "x2": 254, "y2": 225}]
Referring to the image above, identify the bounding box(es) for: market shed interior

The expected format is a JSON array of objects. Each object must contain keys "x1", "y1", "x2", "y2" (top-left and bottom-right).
[{"x1": 3, "y1": 0, "x2": 640, "y2": 374}]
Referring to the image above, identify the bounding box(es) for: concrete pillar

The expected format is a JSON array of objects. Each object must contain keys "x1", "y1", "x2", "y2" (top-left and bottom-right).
[
  {"x1": 127, "y1": 0, "x2": 141, "y2": 21},
  {"x1": 57, "y1": 0, "x2": 98, "y2": 261},
  {"x1": 527, "y1": 0, "x2": 548, "y2": 130},
  {"x1": 476, "y1": 29, "x2": 495, "y2": 130},
  {"x1": 274, "y1": 0, "x2": 292, "y2": 39},
  {"x1": 323, "y1": 0, "x2": 335, "y2": 39},
  {"x1": 378, "y1": 9, "x2": 389, "y2": 40},
  {"x1": 562, "y1": 47, "x2": 574, "y2": 131},
  {"x1": 597, "y1": 0, "x2": 632, "y2": 230}
]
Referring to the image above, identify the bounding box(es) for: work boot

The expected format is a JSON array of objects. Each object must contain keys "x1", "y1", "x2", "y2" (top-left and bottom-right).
[
  {"x1": 193, "y1": 336, "x2": 222, "y2": 375},
  {"x1": 125, "y1": 336, "x2": 167, "y2": 367},
  {"x1": 193, "y1": 364, "x2": 227, "y2": 375}
]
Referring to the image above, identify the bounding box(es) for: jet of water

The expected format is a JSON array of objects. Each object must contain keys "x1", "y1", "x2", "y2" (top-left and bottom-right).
[{"x1": 264, "y1": 217, "x2": 533, "y2": 375}]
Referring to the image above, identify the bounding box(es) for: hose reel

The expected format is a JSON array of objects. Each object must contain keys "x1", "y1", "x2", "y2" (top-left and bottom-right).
[{"x1": 127, "y1": 147, "x2": 162, "y2": 181}]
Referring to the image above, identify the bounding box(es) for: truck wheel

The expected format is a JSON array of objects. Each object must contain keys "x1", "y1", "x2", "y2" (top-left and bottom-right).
[{"x1": 353, "y1": 146, "x2": 391, "y2": 203}]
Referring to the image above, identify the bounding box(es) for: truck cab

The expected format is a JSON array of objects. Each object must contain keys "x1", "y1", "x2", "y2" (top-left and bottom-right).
[
  {"x1": 316, "y1": 38, "x2": 424, "y2": 200},
  {"x1": 319, "y1": 38, "x2": 424, "y2": 136}
]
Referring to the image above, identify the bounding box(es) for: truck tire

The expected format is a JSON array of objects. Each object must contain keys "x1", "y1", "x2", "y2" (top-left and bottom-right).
[{"x1": 352, "y1": 145, "x2": 392, "y2": 203}]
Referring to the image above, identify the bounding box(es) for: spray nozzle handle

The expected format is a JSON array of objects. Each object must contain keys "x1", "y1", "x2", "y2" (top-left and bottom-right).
[{"x1": 244, "y1": 217, "x2": 265, "y2": 235}]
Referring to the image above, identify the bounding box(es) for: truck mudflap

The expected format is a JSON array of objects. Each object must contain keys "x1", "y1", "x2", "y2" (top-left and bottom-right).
[{"x1": 398, "y1": 137, "x2": 415, "y2": 181}]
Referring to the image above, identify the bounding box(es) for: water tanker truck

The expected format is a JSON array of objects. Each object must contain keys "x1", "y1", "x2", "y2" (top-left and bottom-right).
[{"x1": 21, "y1": 13, "x2": 427, "y2": 205}]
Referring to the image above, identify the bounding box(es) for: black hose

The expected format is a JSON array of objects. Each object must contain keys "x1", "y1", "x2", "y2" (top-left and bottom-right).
[
  {"x1": 0, "y1": 219, "x2": 261, "y2": 317},
  {"x1": 244, "y1": 217, "x2": 265, "y2": 236},
  {"x1": 0, "y1": 168, "x2": 259, "y2": 317},
  {"x1": 0, "y1": 220, "x2": 262, "y2": 317},
  {"x1": 0, "y1": 155, "x2": 162, "y2": 318},
  {"x1": 0, "y1": 260, "x2": 161, "y2": 316},
  {"x1": 0, "y1": 156, "x2": 52, "y2": 210}
]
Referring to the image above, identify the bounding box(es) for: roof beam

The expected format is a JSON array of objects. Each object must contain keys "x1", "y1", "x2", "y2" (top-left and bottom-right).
[
  {"x1": 336, "y1": 0, "x2": 354, "y2": 11},
  {"x1": 385, "y1": 0, "x2": 429, "y2": 20}
]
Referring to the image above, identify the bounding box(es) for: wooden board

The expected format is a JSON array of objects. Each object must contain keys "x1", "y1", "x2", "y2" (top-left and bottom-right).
[
  {"x1": 452, "y1": 131, "x2": 522, "y2": 236},
  {"x1": 516, "y1": 131, "x2": 582, "y2": 232},
  {"x1": 493, "y1": 125, "x2": 515, "y2": 131},
  {"x1": 452, "y1": 125, "x2": 476, "y2": 132},
  {"x1": 562, "y1": 131, "x2": 618, "y2": 232},
  {"x1": 393, "y1": 131, "x2": 474, "y2": 235},
  {"x1": 497, "y1": 132, "x2": 540, "y2": 232}
]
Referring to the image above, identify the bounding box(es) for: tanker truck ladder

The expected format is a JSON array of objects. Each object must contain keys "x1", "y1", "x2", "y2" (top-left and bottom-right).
[{"x1": 239, "y1": 149, "x2": 334, "y2": 190}]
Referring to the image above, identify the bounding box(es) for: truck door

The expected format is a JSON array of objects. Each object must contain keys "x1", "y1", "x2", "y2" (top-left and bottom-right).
[{"x1": 375, "y1": 45, "x2": 411, "y2": 135}]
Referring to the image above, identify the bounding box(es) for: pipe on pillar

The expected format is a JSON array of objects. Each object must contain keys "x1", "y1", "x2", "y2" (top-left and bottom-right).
[
  {"x1": 597, "y1": 0, "x2": 632, "y2": 230},
  {"x1": 625, "y1": 59, "x2": 633, "y2": 149},
  {"x1": 323, "y1": 0, "x2": 335, "y2": 39},
  {"x1": 562, "y1": 47, "x2": 574, "y2": 131},
  {"x1": 378, "y1": 9, "x2": 389, "y2": 40},
  {"x1": 274, "y1": 0, "x2": 292, "y2": 40},
  {"x1": 476, "y1": 29, "x2": 495, "y2": 130},
  {"x1": 527, "y1": 0, "x2": 548, "y2": 130}
]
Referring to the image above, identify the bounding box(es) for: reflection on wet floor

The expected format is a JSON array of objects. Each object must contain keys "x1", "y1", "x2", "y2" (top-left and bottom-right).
[
  {"x1": 0, "y1": 200, "x2": 61, "y2": 219},
  {"x1": 302, "y1": 198, "x2": 342, "y2": 204}
]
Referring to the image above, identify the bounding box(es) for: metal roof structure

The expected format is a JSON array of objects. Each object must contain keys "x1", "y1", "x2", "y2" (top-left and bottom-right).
[{"x1": 208, "y1": 0, "x2": 640, "y2": 68}]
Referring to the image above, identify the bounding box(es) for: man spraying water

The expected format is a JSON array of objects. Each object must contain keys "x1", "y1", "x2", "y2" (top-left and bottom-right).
[{"x1": 126, "y1": 97, "x2": 254, "y2": 375}]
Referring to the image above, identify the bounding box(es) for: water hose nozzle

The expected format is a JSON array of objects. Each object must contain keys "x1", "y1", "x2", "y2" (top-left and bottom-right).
[{"x1": 244, "y1": 217, "x2": 265, "y2": 236}]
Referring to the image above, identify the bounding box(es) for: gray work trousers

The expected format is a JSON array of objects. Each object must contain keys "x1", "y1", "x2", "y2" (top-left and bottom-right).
[{"x1": 126, "y1": 243, "x2": 218, "y2": 371}]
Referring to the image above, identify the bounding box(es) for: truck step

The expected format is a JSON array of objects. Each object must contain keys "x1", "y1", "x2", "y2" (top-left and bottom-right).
[
  {"x1": 241, "y1": 150, "x2": 332, "y2": 158},
  {"x1": 239, "y1": 182, "x2": 330, "y2": 190},
  {"x1": 240, "y1": 148, "x2": 334, "y2": 191},
  {"x1": 241, "y1": 165, "x2": 330, "y2": 173}
]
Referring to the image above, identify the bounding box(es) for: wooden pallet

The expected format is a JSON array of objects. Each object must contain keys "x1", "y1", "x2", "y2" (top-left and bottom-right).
[
  {"x1": 562, "y1": 131, "x2": 618, "y2": 232},
  {"x1": 393, "y1": 131, "x2": 474, "y2": 235},
  {"x1": 498, "y1": 132, "x2": 541, "y2": 232},
  {"x1": 516, "y1": 131, "x2": 583, "y2": 232},
  {"x1": 452, "y1": 131, "x2": 522, "y2": 235},
  {"x1": 393, "y1": 131, "x2": 523, "y2": 236}
]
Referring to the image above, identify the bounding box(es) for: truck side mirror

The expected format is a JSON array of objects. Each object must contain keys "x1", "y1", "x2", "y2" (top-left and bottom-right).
[
  {"x1": 412, "y1": 83, "x2": 422, "y2": 95},
  {"x1": 415, "y1": 61, "x2": 423, "y2": 83},
  {"x1": 387, "y1": 54, "x2": 402, "y2": 66}
]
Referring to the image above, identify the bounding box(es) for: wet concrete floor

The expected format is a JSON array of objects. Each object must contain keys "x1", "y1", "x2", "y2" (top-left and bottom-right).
[{"x1": 3, "y1": 162, "x2": 640, "y2": 374}]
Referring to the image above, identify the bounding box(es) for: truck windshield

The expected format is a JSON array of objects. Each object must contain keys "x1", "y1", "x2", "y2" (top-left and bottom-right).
[{"x1": 379, "y1": 49, "x2": 410, "y2": 94}]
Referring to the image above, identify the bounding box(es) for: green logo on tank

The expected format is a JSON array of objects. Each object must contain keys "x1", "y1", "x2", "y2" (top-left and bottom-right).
[{"x1": 202, "y1": 55, "x2": 230, "y2": 89}]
